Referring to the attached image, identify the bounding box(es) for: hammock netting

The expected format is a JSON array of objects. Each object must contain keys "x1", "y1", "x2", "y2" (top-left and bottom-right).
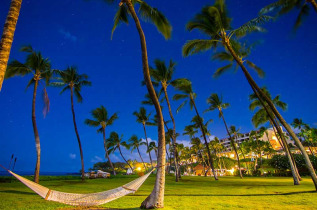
[{"x1": 6, "y1": 169, "x2": 154, "y2": 206}]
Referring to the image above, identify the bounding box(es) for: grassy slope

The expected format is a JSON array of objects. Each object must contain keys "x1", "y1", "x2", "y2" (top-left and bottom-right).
[{"x1": 0, "y1": 175, "x2": 316, "y2": 209}]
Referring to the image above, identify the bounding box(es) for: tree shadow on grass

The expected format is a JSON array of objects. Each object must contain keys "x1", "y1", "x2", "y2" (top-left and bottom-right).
[
  {"x1": 131, "y1": 190, "x2": 316, "y2": 197},
  {"x1": 164, "y1": 190, "x2": 316, "y2": 197},
  {"x1": 0, "y1": 190, "x2": 35, "y2": 195}
]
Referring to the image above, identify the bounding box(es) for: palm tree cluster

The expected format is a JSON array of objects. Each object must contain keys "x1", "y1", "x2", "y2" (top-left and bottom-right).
[{"x1": 2, "y1": 0, "x2": 317, "y2": 208}]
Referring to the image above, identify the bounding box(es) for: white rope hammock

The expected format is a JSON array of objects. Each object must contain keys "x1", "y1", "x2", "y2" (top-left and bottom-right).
[{"x1": 5, "y1": 169, "x2": 154, "y2": 206}]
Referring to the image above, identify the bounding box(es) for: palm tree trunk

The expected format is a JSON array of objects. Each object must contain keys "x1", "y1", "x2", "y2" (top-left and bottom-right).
[
  {"x1": 162, "y1": 86, "x2": 179, "y2": 182},
  {"x1": 191, "y1": 97, "x2": 218, "y2": 180},
  {"x1": 102, "y1": 129, "x2": 115, "y2": 175},
  {"x1": 32, "y1": 79, "x2": 40, "y2": 183},
  {"x1": 0, "y1": 0, "x2": 22, "y2": 91},
  {"x1": 270, "y1": 120, "x2": 301, "y2": 182},
  {"x1": 137, "y1": 146, "x2": 147, "y2": 171},
  {"x1": 124, "y1": 1, "x2": 166, "y2": 208},
  {"x1": 143, "y1": 123, "x2": 153, "y2": 166},
  {"x1": 219, "y1": 111, "x2": 243, "y2": 178},
  {"x1": 118, "y1": 146, "x2": 133, "y2": 172},
  {"x1": 307, "y1": 0, "x2": 317, "y2": 12},
  {"x1": 223, "y1": 36, "x2": 313, "y2": 187},
  {"x1": 70, "y1": 87, "x2": 85, "y2": 181}
]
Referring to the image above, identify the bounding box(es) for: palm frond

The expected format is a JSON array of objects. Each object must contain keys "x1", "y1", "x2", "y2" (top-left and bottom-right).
[
  {"x1": 111, "y1": 5, "x2": 129, "y2": 39},
  {"x1": 245, "y1": 60, "x2": 265, "y2": 78},
  {"x1": 176, "y1": 100, "x2": 187, "y2": 113},
  {"x1": 213, "y1": 64, "x2": 233, "y2": 78},
  {"x1": 232, "y1": 15, "x2": 272, "y2": 38},
  {"x1": 183, "y1": 39, "x2": 219, "y2": 57},
  {"x1": 42, "y1": 88, "x2": 50, "y2": 118},
  {"x1": 5, "y1": 60, "x2": 33, "y2": 79},
  {"x1": 137, "y1": 0, "x2": 171, "y2": 39}
]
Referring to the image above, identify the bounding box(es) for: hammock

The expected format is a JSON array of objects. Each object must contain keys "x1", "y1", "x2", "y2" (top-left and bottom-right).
[{"x1": 3, "y1": 168, "x2": 154, "y2": 206}]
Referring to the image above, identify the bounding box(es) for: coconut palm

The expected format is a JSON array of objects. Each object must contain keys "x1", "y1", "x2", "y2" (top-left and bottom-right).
[
  {"x1": 0, "y1": 0, "x2": 22, "y2": 90},
  {"x1": 51, "y1": 66, "x2": 91, "y2": 181},
  {"x1": 104, "y1": 0, "x2": 171, "y2": 206},
  {"x1": 5, "y1": 45, "x2": 52, "y2": 183},
  {"x1": 173, "y1": 79, "x2": 218, "y2": 180},
  {"x1": 260, "y1": 0, "x2": 317, "y2": 30},
  {"x1": 84, "y1": 105, "x2": 118, "y2": 175},
  {"x1": 149, "y1": 58, "x2": 181, "y2": 181},
  {"x1": 205, "y1": 93, "x2": 243, "y2": 178},
  {"x1": 148, "y1": 141, "x2": 158, "y2": 159},
  {"x1": 107, "y1": 131, "x2": 133, "y2": 172},
  {"x1": 183, "y1": 125, "x2": 198, "y2": 139},
  {"x1": 249, "y1": 88, "x2": 301, "y2": 184},
  {"x1": 183, "y1": 0, "x2": 317, "y2": 189},
  {"x1": 129, "y1": 135, "x2": 147, "y2": 170},
  {"x1": 133, "y1": 107, "x2": 154, "y2": 166}
]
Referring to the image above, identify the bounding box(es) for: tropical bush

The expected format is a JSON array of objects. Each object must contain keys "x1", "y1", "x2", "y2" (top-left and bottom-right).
[{"x1": 269, "y1": 154, "x2": 317, "y2": 175}]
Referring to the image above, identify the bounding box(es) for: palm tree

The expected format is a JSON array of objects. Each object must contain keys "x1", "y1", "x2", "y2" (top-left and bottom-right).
[
  {"x1": 292, "y1": 118, "x2": 314, "y2": 155},
  {"x1": 149, "y1": 58, "x2": 180, "y2": 181},
  {"x1": 129, "y1": 135, "x2": 147, "y2": 170},
  {"x1": 133, "y1": 107, "x2": 154, "y2": 166},
  {"x1": 205, "y1": 93, "x2": 243, "y2": 178},
  {"x1": 84, "y1": 105, "x2": 118, "y2": 175},
  {"x1": 173, "y1": 79, "x2": 218, "y2": 180},
  {"x1": 0, "y1": 0, "x2": 22, "y2": 90},
  {"x1": 105, "y1": 0, "x2": 172, "y2": 206},
  {"x1": 51, "y1": 66, "x2": 91, "y2": 181},
  {"x1": 107, "y1": 131, "x2": 133, "y2": 172},
  {"x1": 228, "y1": 125, "x2": 243, "y2": 178},
  {"x1": 183, "y1": 0, "x2": 317, "y2": 189},
  {"x1": 148, "y1": 141, "x2": 158, "y2": 159},
  {"x1": 260, "y1": 0, "x2": 317, "y2": 30},
  {"x1": 249, "y1": 88, "x2": 301, "y2": 184},
  {"x1": 5, "y1": 45, "x2": 51, "y2": 183}
]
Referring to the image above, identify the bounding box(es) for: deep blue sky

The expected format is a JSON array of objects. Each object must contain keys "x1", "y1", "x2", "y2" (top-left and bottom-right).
[{"x1": 0, "y1": 0, "x2": 316, "y2": 173}]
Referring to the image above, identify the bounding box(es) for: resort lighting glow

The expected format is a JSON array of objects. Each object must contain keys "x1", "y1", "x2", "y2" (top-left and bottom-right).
[{"x1": 228, "y1": 168, "x2": 235, "y2": 174}]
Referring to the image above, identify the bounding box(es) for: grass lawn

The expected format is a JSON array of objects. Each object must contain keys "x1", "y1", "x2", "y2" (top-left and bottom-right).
[{"x1": 0, "y1": 174, "x2": 316, "y2": 209}]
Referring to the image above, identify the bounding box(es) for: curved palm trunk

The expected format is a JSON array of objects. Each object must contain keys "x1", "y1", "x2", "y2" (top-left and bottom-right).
[
  {"x1": 118, "y1": 146, "x2": 133, "y2": 172},
  {"x1": 222, "y1": 36, "x2": 312, "y2": 187},
  {"x1": 143, "y1": 123, "x2": 153, "y2": 166},
  {"x1": 102, "y1": 129, "x2": 116, "y2": 175},
  {"x1": 137, "y1": 146, "x2": 147, "y2": 171},
  {"x1": 32, "y1": 79, "x2": 40, "y2": 183},
  {"x1": 70, "y1": 87, "x2": 85, "y2": 181},
  {"x1": 219, "y1": 111, "x2": 243, "y2": 178},
  {"x1": 0, "y1": 0, "x2": 22, "y2": 91},
  {"x1": 191, "y1": 97, "x2": 218, "y2": 180},
  {"x1": 162, "y1": 85, "x2": 179, "y2": 182},
  {"x1": 124, "y1": 1, "x2": 166, "y2": 208}
]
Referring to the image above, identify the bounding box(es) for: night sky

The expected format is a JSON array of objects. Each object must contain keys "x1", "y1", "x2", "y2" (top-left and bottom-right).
[{"x1": 0, "y1": 0, "x2": 316, "y2": 173}]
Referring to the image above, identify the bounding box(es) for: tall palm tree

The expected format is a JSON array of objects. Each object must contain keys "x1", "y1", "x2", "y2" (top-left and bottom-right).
[
  {"x1": 105, "y1": 0, "x2": 172, "y2": 206},
  {"x1": 129, "y1": 135, "x2": 147, "y2": 170},
  {"x1": 149, "y1": 58, "x2": 180, "y2": 182},
  {"x1": 133, "y1": 107, "x2": 154, "y2": 166},
  {"x1": 84, "y1": 105, "x2": 118, "y2": 175},
  {"x1": 107, "y1": 131, "x2": 133, "y2": 172},
  {"x1": 183, "y1": 0, "x2": 317, "y2": 189},
  {"x1": 173, "y1": 79, "x2": 218, "y2": 180},
  {"x1": 0, "y1": 0, "x2": 22, "y2": 90},
  {"x1": 249, "y1": 88, "x2": 301, "y2": 184},
  {"x1": 5, "y1": 45, "x2": 51, "y2": 183},
  {"x1": 205, "y1": 93, "x2": 243, "y2": 178},
  {"x1": 52, "y1": 66, "x2": 91, "y2": 181},
  {"x1": 148, "y1": 141, "x2": 158, "y2": 159},
  {"x1": 260, "y1": 0, "x2": 317, "y2": 30}
]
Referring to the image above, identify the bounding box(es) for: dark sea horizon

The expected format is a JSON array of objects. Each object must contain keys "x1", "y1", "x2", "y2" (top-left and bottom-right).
[{"x1": 0, "y1": 171, "x2": 80, "y2": 176}]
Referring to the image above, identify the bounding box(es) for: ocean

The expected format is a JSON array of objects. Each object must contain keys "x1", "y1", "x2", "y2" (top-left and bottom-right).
[{"x1": 0, "y1": 171, "x2": 80, "y2": 176}]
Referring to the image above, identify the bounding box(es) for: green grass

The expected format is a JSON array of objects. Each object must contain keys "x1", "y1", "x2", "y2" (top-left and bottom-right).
[{"x1": 0, "y1": 175, "x2": 316, "y2": 209}]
